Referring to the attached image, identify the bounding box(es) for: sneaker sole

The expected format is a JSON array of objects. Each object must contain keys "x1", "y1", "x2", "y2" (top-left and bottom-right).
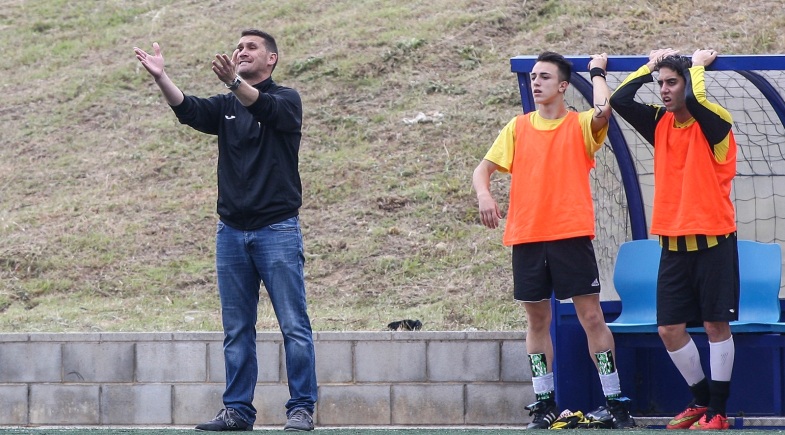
[
  {"x1": 667, "y1": 412, "x2": 707, "y2": 429},
  {"x1": 667, "y1": 420, "x2": 702, "y2": 430}
]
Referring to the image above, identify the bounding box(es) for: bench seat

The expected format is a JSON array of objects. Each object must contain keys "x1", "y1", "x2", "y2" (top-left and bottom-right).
[{"x1": 607, "y1": 239, "x2": 784, "y2": 334}]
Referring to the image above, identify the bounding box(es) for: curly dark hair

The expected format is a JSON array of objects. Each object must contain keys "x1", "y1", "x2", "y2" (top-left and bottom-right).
[{"x1": 655, "y1": 55, "x2": 692, "y2": 78}]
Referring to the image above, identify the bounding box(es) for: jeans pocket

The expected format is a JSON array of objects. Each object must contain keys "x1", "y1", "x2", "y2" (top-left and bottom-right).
[
  {"x1": 269, "y1": 216, "x2": 299, "y2": 232},
  {"x1": 216, "y1": 221, "x2": 225, "y2": 234}
]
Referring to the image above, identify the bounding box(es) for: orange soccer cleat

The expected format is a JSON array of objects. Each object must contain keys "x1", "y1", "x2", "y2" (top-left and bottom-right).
[
  {"x1": 690, "y1": 412, "x2": 729, "y2": 430},
  {"x1": 666, "y1": 402, "x2": 708, "y2": 429}
]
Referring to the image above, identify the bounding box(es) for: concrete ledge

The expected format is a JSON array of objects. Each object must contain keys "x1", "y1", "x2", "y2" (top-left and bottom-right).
[{"x1": 0, "y1": 331, "x2": 532, "y2": 427}]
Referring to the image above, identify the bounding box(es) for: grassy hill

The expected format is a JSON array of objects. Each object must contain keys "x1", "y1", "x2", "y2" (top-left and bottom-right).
[{"x1": 1, "y1": 0, "x2": 784, "y2": 332}]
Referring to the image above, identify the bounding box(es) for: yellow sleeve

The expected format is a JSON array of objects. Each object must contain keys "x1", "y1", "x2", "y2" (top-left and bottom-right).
[
  {"x1": 483, "y1": 117, "x2": 517, "y2": 173},
  {"x1": 578, "y1": 109, "x2": 607, "y2": 158},
  {"x1": 686, "y1": 66, "x2": 734, "y2": 162}
]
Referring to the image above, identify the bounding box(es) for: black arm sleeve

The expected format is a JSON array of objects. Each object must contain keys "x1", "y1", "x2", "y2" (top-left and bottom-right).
[
  {"x1": 170, "y1": 94, "x2": 224, "y2": 135},
  {"x1": 609, "y1": 69, "x2": 664, "y2": 146},
  {"x1": 246, "y1": 88, "x2": 302, "y2": 133},
  {"x1": 683, "y1": 68, "x2": 733, "y2": 152}
]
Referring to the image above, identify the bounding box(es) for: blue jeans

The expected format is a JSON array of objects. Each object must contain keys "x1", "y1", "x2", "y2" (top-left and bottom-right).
[{"x1": 215, "y1": 216, "x2": 317, "y2": 424}]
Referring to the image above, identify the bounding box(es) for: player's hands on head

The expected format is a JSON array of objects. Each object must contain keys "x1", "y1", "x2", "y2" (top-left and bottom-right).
[
  {"x1": 691, "y1": 49, "x2": 718, "y2": 67},
  {"x1": 646, "y1": 48, "x2": 679, "y2": 71}
]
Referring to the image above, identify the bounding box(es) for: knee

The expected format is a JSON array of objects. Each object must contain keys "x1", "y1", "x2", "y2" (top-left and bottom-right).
[
  {"x1": 658, "y1": 324, "x2": 677, "y2": 340},
  {"x1": 658, "y1": 324, "x2": 689, "y2": 350},
  {"x1": 583, "y1": 309, "x2": 605, "y2": 327},
  {"x1": 577, "y1": 307, "x2": 606, "y2": 332},
  {"x1": 278, "y1": 315, "x2": 313, "y2": 338},
  {"x1": 704, "y1": 322, "x2": 731, "y2": 341},
  {"x1": 523, "y1": 303, "x2": 552, "y2": 331},
  {"x1": 526, "y1": 315, "x2": 551, "y2": 334},
  {"x1": 573, "y1": 295, "x2": 606, "y2": 332}
]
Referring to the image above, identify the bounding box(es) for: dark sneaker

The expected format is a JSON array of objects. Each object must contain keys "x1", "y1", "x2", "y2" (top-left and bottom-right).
[
  {"x1": 195, "y1": 408, "x2": 252, "y2": 431},
  {"x1": 524, "y1": 400, "x2": 559, "y2": 429},
  {"x1": 606, "y1": 397, "x2": 636, "y2": 429},
  {"x1": 284, "y1": 408, "x2": 314, "y2": 432},
  {"x1": 667, "y1": 401, "x2": 708, "y2": 429}
]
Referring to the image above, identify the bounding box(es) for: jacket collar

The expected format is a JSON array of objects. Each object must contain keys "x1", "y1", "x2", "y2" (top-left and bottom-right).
[{"x1": 250, "y1": 76, "x2": 274, "y2": 92}]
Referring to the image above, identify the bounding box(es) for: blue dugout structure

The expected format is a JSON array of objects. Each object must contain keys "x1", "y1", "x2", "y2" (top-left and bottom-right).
[{"x1": 509, "y1": 54, "x2": 785, "y2": 425}]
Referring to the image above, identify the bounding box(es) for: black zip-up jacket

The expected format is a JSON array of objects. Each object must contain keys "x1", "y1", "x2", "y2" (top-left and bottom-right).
[{"x1": 171, "y1": 77, "x2": 302, "y2": 230}]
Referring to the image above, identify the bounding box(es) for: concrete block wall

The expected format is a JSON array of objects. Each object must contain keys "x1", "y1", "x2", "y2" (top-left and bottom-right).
[{"x1": 0, "y1": 331, "x2": 533, "y2": 427}]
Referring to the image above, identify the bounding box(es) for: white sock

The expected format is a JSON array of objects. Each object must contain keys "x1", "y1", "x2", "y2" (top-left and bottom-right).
[
  {"x1": 710, "y1": 335, "x2": 735, "y2": 382},
  {"x1": 599, "y1": 371, "x2": 622, "y2": 398},
  {"x1": 532, "y1": 371, "x2": 555, "y2": 397},
  {"x1": 667, "y1": 338, "x2": 706, "y2": 386}
]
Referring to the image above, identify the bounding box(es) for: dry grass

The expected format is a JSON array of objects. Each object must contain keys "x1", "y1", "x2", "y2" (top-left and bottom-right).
[{"x1": 1, "y1": 0, "x2": 784, "y2": 332}]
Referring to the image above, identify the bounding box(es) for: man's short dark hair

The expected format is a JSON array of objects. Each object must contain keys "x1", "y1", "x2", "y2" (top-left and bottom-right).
[
  {"x1": 537, "y1": 51, "x2": 572, "y2": 83},
  {"x1": 241, "y1": 29, "x2": 279, "y2": 72},
  {"x1": 656, "y1": 55, "x2": 692, "y2": 78}
]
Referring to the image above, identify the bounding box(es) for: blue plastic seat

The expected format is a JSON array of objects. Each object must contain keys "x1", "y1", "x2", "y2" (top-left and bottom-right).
[
  {"x1": 607, "y1": 239, "x2": 661, "y2": 333},
  {"x1": 608, "y1": 239, "x2": 784, "y2": 334},
  {"x1": 729, "y1": 240, "x2": 784, "y2": 333}
]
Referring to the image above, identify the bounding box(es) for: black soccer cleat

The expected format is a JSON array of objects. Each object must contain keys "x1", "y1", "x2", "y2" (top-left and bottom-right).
[
  {"x1": 606, "y1": 396, "x2": 636, "y2": 429},
  {"x1": 525, "y1": 399, "x2": 559, "y2": 429}
]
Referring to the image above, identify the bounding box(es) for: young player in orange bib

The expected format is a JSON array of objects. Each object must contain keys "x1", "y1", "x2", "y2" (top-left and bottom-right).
[
  {"x1": 473, "y1": 51, "x2": 634, "y2": 430},
  {"x1": 610, "y1": 49, "x2": 738, "y2": 431}
]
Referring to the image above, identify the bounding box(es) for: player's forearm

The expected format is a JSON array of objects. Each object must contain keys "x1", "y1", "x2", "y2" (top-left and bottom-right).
[
  {"x1": 230, "y1": 80, "x2": 260, "y2": 107},
  {"x1": 610, "y1": 69, "x2": 661, "y2": 146},
  {"x1": 155, "y1": 72, "x2": 185, "y2": 106},
  {"x1": 592, "y1": 75, "x2": 612, "y2": 122},
  {"x1": 472, "y1": 162, "x2": 494, "y2": 198},
  {"x1": 684, "y1": 66, "x2": 733, "y2": 147}
]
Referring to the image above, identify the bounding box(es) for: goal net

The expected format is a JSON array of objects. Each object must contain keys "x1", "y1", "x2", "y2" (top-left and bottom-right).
[{"x1": 510, "y1": 55, "x2": 785, "y2": 299}]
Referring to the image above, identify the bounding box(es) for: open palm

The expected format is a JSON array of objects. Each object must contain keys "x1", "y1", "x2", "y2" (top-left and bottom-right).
[{"x1": 134, "y1": 42, "x2": 165, "y2": 79}]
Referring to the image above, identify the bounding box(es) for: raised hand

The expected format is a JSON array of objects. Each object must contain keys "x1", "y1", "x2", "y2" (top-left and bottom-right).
[
  {"x1": 212, "y1": 49, "x2": 240, "y2": 84},
  {"x1": 588, "y1": 53, "x2": 608, "y2": 71},
  {"x1": 134, "y1": 42, "x2": 165, "y2": 79},
  {"x1": 691, "y1": 49, "x2": 718, "y2": 67},
  {"x1": 646, "y1": 48, "x2": 679, "y2": 71}
]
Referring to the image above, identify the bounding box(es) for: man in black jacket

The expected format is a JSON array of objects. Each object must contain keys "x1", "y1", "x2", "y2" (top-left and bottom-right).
[{"x1": 134, "y1": 29, "x2": 317, "y2": 432}]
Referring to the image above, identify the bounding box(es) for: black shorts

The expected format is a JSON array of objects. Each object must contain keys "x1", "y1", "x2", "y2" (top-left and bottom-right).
[
  {"x1": 512, "y1": 236, "x2": 601, "y2": 302},
  {"x1": 657, "y1": 234, "x2": 740, "y2": 326}
]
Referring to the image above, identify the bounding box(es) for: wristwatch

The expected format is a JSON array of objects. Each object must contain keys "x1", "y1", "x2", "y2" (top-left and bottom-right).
[{"x1": 225, "y1": 75, "x2": 242, "y2": 90}]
